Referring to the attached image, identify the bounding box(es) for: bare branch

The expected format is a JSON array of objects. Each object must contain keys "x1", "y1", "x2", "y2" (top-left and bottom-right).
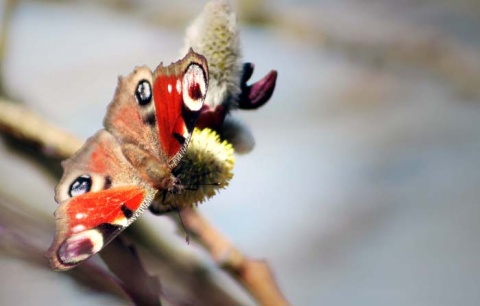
[
  {"x1": 100, "y1": 237, "x2": 162, "y2": 306},
  {"x1": 0, "y1": 99, "x2": 82, "y2": 158},
  {"x1": 181, "y1": 207, "x2": 290, "y2": 306}
]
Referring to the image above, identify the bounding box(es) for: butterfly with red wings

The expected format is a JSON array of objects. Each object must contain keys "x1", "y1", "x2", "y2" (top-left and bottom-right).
[{"x1": 46, "y1": 49, "x2": 208, "y2": 271}]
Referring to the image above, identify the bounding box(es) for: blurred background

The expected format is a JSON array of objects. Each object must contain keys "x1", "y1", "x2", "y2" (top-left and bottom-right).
[{"x1": 1, "y1": 0, "x2": 480, "y2": 305}]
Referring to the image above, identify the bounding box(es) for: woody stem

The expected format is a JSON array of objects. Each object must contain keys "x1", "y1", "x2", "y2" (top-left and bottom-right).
[{"x1": 181, "y1": 207, "x2": 290, "y2": 306}]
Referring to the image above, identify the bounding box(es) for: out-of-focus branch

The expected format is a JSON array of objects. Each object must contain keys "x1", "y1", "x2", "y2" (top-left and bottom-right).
[
  {"x1": 181, "y1": 207, "x2": 290, "y2": 306},
  {"x1": 100, "y1": 237, "x2": 162, "y2": 306},
  {"x1": 0, "y1": 99, "x2": 82, "y2": 158}
]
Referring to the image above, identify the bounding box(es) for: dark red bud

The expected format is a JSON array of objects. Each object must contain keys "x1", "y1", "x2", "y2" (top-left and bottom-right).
[{"x1": 238, "y1": 67, "x2": 277, "y2": 110}]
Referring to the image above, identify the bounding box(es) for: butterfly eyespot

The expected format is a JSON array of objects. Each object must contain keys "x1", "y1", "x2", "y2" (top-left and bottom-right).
[
  {"x1": 182, "y1": 63, "x2": 206, "y2": 111},
  {"x1": 69, "y1": 175, "x2": 92, "y2": 197},
  {"x1": 135, "y1": 79, "x2": 152, "y2": 106}
]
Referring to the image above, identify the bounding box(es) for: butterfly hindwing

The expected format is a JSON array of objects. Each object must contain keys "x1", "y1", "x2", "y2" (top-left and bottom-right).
[{"x1": 47, "y1": 130, "x2": 156, "y2": 271}]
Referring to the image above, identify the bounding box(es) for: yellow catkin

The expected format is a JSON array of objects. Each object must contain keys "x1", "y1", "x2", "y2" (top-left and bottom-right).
[{"x1": 150, "y1": 128, "x2": 235, "y2": 213}]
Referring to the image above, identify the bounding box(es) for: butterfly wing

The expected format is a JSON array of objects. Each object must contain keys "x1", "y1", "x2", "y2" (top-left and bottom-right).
[
  {"x1": 47, "y1": 130, "x2": 156, "y2": 271},
  {"x1": 103, "y1": 65, "x2": 161, "y2": 158},
  {"x1": 104, "y1": 49, "x2": 208, "y2": 170},
  {"x1": 152, "y1": 49, "x2": 208, "y2": 168}
]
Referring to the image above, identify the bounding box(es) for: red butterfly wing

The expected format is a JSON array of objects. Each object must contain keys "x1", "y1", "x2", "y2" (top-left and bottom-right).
[
  {"x1": 48, "y1": 186, "x2": 154, "y2": 271},
  {"x1": 103, "y1": 66, "x2": 161, "y2": 158},
  {"x1": 153, "y1": 49, "x2": 208, "y2": 168},
  {"x1": 47, "y1": 130, "x2": 156, "y2": 271}
]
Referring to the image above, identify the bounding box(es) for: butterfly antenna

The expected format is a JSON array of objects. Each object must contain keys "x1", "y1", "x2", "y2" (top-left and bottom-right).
[
  {"x1": 161, "y1": 189, "x2": 168, "y2": 202},
  {"x1": 177, "y1": 210, "x2": 190, "y2": 244}
]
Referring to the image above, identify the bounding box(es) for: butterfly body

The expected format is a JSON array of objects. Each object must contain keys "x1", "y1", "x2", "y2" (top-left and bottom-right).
[{"x1": 47, "y1": 49, "x2": 208, "y2": 271}]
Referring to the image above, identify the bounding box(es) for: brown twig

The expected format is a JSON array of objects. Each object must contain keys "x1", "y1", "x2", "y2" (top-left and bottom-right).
[
  {"x1": 181, "y1": 207, "x2": 290, "y2": 306},
  {"x1": 0, "y1": 99, "x2": 82, "y2": 158},
  {"x1": 100, "y1": 237, "x2": 162, "y2": 306}
]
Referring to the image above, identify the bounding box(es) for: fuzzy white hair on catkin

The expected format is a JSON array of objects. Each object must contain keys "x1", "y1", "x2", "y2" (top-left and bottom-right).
[{"x1": 180, "y1": 0, "x2": 242, "y2": 109}]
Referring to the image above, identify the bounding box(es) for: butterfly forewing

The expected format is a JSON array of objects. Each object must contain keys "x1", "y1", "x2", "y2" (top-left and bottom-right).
[
  {"x1": 103, "y1": 67, "x2": 161, "y2": 158},
  {"x1": 153, "y1": 49, "x2": 208, "y2": 168}
]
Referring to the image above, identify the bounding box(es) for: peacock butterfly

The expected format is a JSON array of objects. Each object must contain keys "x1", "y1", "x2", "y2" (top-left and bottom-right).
[{"x1": 46, "y1": 49, "x2": 208, "y2": 271}]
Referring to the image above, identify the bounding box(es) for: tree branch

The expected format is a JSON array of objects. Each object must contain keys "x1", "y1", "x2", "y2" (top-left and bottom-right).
[
  {"x1": 181, "y1": 207, "x2": 290, "y2": 306},
  {"x1": 0, "y1": 99, "x2": 82, "y2": 158}
]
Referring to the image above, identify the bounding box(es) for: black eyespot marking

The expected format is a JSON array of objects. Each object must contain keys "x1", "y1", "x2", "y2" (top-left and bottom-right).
[
  {"x1": 104, "y1": 176, "x2": 112, "y2": 189},
  {"x1": 135, "y1": 80, "x2": 152, "y2": 106},
  {"x1": 188, "y1": 81, "x2": 203, "y2": 100},
  {"x1": 58, "y1": 237, "x2": 95, "y2": 265},
  {"x1": 144, "y1": 113, "x2": 156, "y2": 126},
  {"x1": 121, "y1": 204, "x2": 134, "y2": 219},
  {"x1": 69, "y1": 175, "x2": 92, "y2": 197},
  {"x1": 182, "y1": 107, "x2": 198, "y2": 132},
  {"x1": 172, "y1": 132, "x2": 186, "y2": 145},
  {"x1": 182, "y1": 63, "x2": 206, "y2": 112},
  {"x1": 96, "y1": 223, "x2": 122, "y2": 240}
]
